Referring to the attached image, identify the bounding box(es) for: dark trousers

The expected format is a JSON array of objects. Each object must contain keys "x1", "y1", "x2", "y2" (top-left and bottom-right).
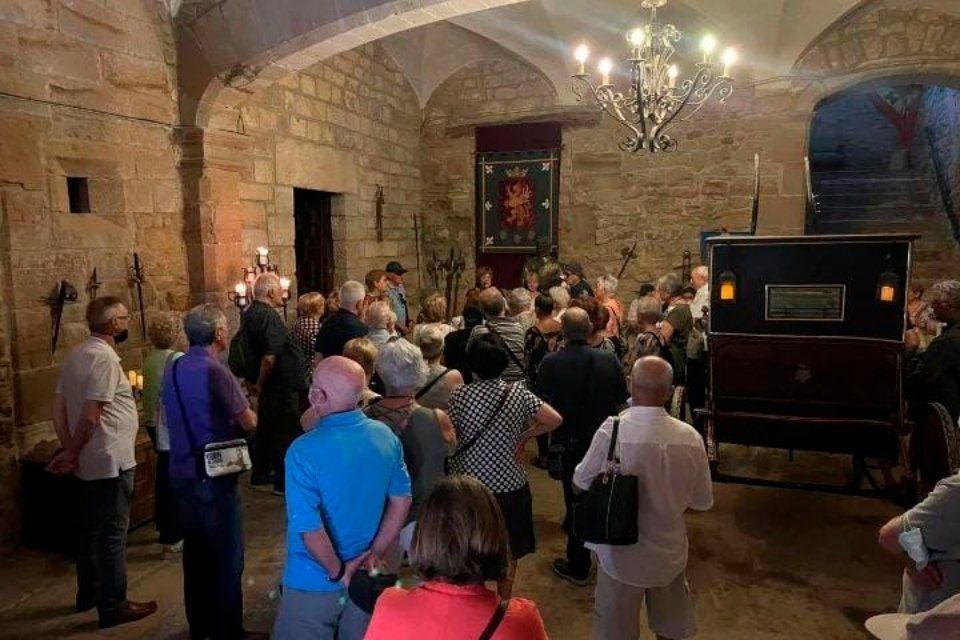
[
  {"x1": 155, "y1": 451, "x2": 183, "y2": 544},
  {"x1": 686, "y1": 357, "x2": 707, "y2": 436},
  {"x1": 536, "y1": 434, "x2": 549, "y2": 459},
  {"x1": 171, "y1": 476, "x2": 245, "y2": 640},
  {"x1": 252, "y1": 387, "x2": 301, "y2": 491},
  {"x1": 561, "y1": 463, "x2": 591, "y2": 579},
  {"x1": 75, "y1": 470, "x2": 134, "y2": 615}
]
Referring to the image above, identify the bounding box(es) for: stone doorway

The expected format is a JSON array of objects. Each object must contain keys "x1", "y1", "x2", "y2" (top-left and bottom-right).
[
  {"x1": 806, "y1": 81, "x2": 960, "y2": 282},
  {"x1": 293, "y1": 188, "x2": 336, "y2": 296}
]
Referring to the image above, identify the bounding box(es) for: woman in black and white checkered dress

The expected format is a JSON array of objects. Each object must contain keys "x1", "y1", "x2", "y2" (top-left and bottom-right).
[{"x1": 447, "y1": 333, "x2": 562, "y2": 599}]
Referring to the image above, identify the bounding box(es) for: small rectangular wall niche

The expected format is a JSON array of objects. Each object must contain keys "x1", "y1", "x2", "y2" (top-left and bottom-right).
[{"x1": 66, "y1": 177, "x2": 90, "y2": 214}]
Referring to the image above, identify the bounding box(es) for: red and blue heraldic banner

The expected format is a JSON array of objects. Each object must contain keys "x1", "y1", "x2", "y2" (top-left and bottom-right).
[{"x1": 476, "y1": 149, "x2": 560, "y2": 254}]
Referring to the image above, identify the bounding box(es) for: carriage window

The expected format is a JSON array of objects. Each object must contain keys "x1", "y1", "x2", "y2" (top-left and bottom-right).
[{"x1": 765, "y1": 285, "x2": 846, "y2": 321}]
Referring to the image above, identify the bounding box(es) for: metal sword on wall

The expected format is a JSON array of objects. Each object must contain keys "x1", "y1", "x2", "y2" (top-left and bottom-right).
[
  {"x1": 130, "y1": 253, "x2": 147, "y2": 339},
  {"x1": 43, "y1": 281, "x2": 78, "y2": 354}
]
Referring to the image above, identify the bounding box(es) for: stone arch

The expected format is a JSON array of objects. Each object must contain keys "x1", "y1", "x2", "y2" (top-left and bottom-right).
[
  {"x1": 793, "y1": 2, "x2": 960, "y2": 79},
  {"x1": 180, "y1": 0, "x2": 529, "y2": 127}
]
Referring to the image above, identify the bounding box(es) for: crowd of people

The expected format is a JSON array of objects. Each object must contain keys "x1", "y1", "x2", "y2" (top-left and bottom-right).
[{"x1": 45, "y1": 255, "x2": 960, "y2": 639}]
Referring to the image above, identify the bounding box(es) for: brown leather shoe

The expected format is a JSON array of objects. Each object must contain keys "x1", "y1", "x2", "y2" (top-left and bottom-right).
[{"x1": 98, "y1": 600, "x2": 158, "y2": 629}]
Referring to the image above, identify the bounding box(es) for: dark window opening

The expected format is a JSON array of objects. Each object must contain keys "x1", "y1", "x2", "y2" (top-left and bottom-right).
[
  {"x1": 294, "y1": 188, "x2": 335, "y2": 296},
  {"x1": 67, "y1": 177, "x2": 90, "y2": 213}
]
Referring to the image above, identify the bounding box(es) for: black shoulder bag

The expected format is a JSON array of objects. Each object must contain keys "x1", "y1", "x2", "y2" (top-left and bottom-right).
[
  {"x1": 445, "y1": 382, "x2": 513, "y2": 474},
  {"x1": 415, "y1": 368, "x2": 451, "y2": 400},
  {"x1": 485, "y1": 324, "x2": 528, "y2": 381},
  {"x1": 571, "y1": 417, "x2": 639, "y2": 545},
  {"x1": 479, "y1": 599, "x2": 509, "y2": 640}
]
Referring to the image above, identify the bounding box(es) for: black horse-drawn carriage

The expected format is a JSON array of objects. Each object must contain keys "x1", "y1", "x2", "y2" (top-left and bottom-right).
[{"x1": 701, "y1": 234, "x2": 916, "y2": 494}]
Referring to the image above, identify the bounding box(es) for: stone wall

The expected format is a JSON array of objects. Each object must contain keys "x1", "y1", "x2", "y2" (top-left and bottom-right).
[
  {"x1": 920, "y1": 85, "x2": 960, "y2": 217},
  {"x1": 422, "y1": 56, "x2": 807, "y2": 299},
  {"x1": 206, "y1": 42, "x2": 423, "y2": 304},
  {"x1": 0, "y1": 0, "x2": 187, "y2": 543}
]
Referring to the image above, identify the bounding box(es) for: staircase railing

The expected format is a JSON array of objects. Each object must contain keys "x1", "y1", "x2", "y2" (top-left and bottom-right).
[
  {"x1": 804, "y1": 156, "x2": 820, "y2": 234},
  {"x1": 924, "y1": 125, "x2": 960, "y2": 244}
]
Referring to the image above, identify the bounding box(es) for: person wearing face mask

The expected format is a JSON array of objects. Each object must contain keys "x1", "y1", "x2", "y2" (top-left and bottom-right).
[
  {"x1": 50, "y1": 296, "x2": 158, "y2": 629},
  {"x1": 161, "y1": 304, "x2": 262, "y2": 640},
  {"x1": 275, "y1": 356, "x2": 412, "y2": 640}
]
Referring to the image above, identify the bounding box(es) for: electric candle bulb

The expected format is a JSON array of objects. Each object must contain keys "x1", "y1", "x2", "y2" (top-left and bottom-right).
[
  {"x1": 234, "y1": 282, "x2": 246, "y2": 297},
  {"x1": 598, "y1": 57, "x2": 613, "y2": 86},
  {"x1": 700, "y1": 34, "x2": 717, "y2": 63},
  {"x1": 574, "y1": 44, "x2": 589, "y2": 75},
  {"x1": 626, "y1": 28, "x2": 645, "y2": 57},
  {"x1": 722, "y1": 47, "x2": 738, "y2": 76},
  {"x1": 667, "y1": 65, "x2": 678, "y2": 89},
  {"x1": 136, "y1": 374, "x2": 144, "y2": 392},
  {"x1": 256, "y1": 247, "x2": 269, "y2": 257},
  {"x1": 128, "y1": 370, "x2": 137, "y2": 387},
  {"x1": 279, "y1": 277, "x2": 291, "y2": 297}
]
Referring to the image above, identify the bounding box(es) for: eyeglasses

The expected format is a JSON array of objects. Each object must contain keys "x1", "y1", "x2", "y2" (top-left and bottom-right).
[{"x1": 115, "y1": 314, "x2": 130, "y2": 321}]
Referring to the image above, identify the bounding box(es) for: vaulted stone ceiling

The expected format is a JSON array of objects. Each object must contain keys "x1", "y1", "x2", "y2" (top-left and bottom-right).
[{"x1": 175, "y1": 0, "x2": 960, "y2": 121}]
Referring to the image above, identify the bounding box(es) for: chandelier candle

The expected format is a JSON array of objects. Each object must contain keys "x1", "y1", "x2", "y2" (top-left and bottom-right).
[{"x1": 571, "y1": 0, "x2": 735, "y2": 153}]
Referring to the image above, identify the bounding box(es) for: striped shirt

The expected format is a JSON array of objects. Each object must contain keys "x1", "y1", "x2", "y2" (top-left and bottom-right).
[{"x1": 469, "y1": 317, "x2": 528, "y2": 383}]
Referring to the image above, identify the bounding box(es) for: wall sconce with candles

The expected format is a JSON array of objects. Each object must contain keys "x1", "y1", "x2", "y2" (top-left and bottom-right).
[
  {"x1": 227, "y1": 246, "x2": 292, "y2": 317},
  {"x1": 717, "y1": 270, "x2": 738, "y2": 303}
]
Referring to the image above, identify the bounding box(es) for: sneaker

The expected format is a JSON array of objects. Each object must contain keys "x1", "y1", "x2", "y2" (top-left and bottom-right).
[
  {"x1": 98, "y1": 600, "x2": 158, "y2": 629},
  {"x1": 272, "y1": 488, "x2": 285, "y2": 497},
  {"x1": 552, "y1": 558, "x2": 589, "y2": 586},
  {"x1": 166, "y1": 540, "x2": 184, "y2": 553}
]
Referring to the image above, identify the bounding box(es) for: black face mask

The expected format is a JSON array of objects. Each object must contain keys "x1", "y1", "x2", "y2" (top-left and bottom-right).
[{"x1": 114, "y1": 329, "x2": 129, "y2": 344}]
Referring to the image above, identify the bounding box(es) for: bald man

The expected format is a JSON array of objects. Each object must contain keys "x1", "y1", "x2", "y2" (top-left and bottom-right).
[
  {"x1": 275, "y1": 356, "x2": 412, "y2": 640},
  {"x1": 574, "y1": 357, "x2": 713, "y2": 640}
]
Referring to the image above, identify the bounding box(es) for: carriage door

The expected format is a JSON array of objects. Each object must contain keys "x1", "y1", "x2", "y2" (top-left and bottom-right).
[{"x1": 294, "y1": 188, "x2": 335, "y2": 296}]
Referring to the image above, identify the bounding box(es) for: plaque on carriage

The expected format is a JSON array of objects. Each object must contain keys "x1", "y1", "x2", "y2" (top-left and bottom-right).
[{"x1": 765, "y1": 285, "x2": 846, "y2": 321}]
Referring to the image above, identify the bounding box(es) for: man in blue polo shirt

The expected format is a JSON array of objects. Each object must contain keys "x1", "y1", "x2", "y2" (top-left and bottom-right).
[{"x1": 273, "y1": 356, "x2": 412, "y2": 640}]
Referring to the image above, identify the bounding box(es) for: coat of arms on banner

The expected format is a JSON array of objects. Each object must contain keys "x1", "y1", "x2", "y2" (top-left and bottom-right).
[{"x1": 477, "y1": 149, "x2": 560, "y2": 253}]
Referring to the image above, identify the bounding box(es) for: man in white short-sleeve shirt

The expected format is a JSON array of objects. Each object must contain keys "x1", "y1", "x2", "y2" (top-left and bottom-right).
[
  {"x1": 51, "y1": 297, "x2": 157, "y2": 629},
  {"x1": 574, "y1": 356, "x2": 713, "y2": 640}
]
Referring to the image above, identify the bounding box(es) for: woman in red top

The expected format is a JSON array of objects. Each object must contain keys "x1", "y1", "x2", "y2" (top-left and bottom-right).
[{"x1": 365, "y1": 476, "x2": 549, "y2": 639}]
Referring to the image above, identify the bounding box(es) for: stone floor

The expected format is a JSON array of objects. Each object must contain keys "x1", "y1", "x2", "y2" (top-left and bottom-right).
[{"x1": 0, "y1": 445, "x2": 905, "y2": 640}]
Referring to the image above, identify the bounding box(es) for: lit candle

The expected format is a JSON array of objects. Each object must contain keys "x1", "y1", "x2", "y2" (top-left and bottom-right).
[
  {"x1": 626, "y1": 28, "x2": 645, "y2": 59},
  {"x1": 127, "y1": 369, "x2": 137, "y2": 387},
  {"x1": 279, "y1": 277, "x2": 291, "y2": 300},
  {"x1": 667, "y1": 65, "x2": 678, "y2": 89},
  {"x1": 722, "y1": 47, "x2": 738, "y2": 77},
  {"x1": 700, "y1": 34, "x2": 717, "y2": 64},
  {"x1": 136, "y1": 374, "x2": 144, "y2": 392},
  {"x1": 574, "y1": 44, "x2": 589, "y2": 75},
  {"x1": 598, "y1": 57, "x2": 613, "y2": 86},
  {"x1": 255, "y1": 246, "x2": 269, "y2": 267}
]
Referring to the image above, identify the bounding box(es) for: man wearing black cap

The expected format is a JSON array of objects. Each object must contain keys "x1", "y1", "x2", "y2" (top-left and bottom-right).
[
  {"x1": 564, "y1": 262, "x2": 594, "y2": 300},
  {"x1": 384, "y1": 261, "x2": 409, "y2": 336}
]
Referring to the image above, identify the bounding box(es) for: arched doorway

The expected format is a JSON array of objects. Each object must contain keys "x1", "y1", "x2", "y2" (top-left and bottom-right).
[{"x1": 806, "y1": 80, "x2": 960, "y2": 283}]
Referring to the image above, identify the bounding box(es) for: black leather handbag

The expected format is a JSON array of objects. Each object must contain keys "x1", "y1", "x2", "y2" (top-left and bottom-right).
[{"x1": 571, "y1": 417, "x2": 639, "y2": 545}]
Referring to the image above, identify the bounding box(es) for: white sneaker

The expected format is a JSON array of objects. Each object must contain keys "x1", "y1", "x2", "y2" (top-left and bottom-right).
[{"x1": 166, "y1": 540, "x2": 184, "y2": 553}]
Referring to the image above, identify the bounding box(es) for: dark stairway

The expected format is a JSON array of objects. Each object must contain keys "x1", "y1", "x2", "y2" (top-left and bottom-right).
[{"x1": 810, "y1": 169, "x2": 960, "y2": 283}]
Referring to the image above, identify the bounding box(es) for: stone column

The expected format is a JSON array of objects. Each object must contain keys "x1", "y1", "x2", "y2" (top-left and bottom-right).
[{"x1": 177, "y1": 127, "x2": 254, "y2": 306}]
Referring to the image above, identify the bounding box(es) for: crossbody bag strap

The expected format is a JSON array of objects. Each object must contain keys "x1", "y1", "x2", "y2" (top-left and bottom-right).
[
  {"x1": 478, "y1": 599, "x2": 510, "y2": 640},
  {"x1": 415, "y1": 368, "x2": 450, "y2": 400},
  {"x1": 451, "y1": 382, "x2": 513, "y2": 461},
  {"x1": 605, "y1": 417, "x2": 621, "y2": 464},
  {"x1": 486, "y1": 324, "x2": 526, "y2": 374},
  {"x1": 171, "y1": 358, "x2": 198, "y2": 454}
]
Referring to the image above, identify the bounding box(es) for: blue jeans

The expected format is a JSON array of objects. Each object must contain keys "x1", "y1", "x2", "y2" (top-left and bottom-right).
[
  {"x1": 75, "y1": 470, "x2": 134, "y2": 615},
  {"x1": 272, "y1": 586, "x2": 371, "y2": 640},
  {"x1": 171, "y1": 476, "x2": 245, "y2": 640}
]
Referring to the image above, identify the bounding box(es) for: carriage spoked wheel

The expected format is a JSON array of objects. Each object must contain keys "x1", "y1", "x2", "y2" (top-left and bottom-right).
[{"x1": 669, "y1": 385, "x2": 686, "y2": 421}]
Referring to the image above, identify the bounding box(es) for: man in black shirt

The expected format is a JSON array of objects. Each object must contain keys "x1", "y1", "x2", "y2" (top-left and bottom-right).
[
  {"x1": 908, "y1": 280, "x2": 960, "y2": 488},
  {"x1": 314, "y1": 280, "x2": 369, "y2": 361},
  {"x1": 537, "y1": 307, "x2": 629, "y2": 585},
  {"x1": 563, "y1": 261, "x2": 594, "y2": 300},
  {"x1": 243, "y1": 273, "x2": 306, "y2": 494}
]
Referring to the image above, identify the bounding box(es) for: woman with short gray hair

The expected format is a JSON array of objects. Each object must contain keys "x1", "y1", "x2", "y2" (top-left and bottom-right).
[
  {"x1": 656, "y1": 272, "x2": 693, "y2": 383},
  {"x1": 364, "y1": 339, "x2": 456, "y2": 567},
  {"x1": 596, "y1": 274, "x2": 623, "y2": 339},
  {"x1": 414, "y1": 326, "x2": 464, "y2": 411}
]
